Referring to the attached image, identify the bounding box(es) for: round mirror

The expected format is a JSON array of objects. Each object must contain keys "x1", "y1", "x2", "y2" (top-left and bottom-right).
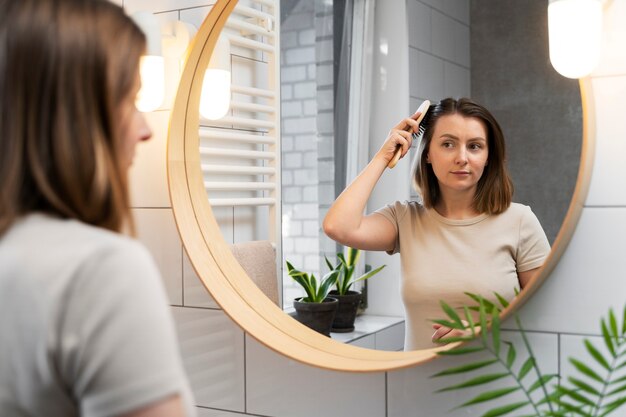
[{"x1": 168, "y1": 0, "x2": 595, "y2": 371}]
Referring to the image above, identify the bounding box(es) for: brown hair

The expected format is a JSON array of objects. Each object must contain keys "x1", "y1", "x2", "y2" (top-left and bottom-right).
[
  {"x1": 0, "y1": 0, "x2": 146, "y2": 235},
  {"x1": 411, "y1": 97, "x2": 513, "y2": 214}
]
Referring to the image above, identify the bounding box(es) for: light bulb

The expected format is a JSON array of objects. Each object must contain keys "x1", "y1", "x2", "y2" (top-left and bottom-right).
[
  {"x1": 548, "y1": 0, "x2": 603, "y2": 79},
  {"x1": 136, "y1": 55, "x2": 165, "y2": 112},
  {"x1": 199, "y1": 37, "x2": 231, "y2": 120},
  {"x1": 200, "y1": 69, "x2": 231, "y2": 120}
]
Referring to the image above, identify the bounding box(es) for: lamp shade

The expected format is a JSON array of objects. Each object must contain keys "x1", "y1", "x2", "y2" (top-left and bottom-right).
[
  {"x1": 132, "y1": 12, "x2": 165, "y2": 112},
  {"x1": 548, "y1": 0, "x2": 603, "y2": 79},
  {"x1": 199, "y1": 37, "x2": 231, "y2": 120}
]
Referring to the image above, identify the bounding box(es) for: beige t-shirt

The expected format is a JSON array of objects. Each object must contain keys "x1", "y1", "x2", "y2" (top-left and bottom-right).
[{"x1": 375, "y1": 201, "x2": 550, "y2": 351}]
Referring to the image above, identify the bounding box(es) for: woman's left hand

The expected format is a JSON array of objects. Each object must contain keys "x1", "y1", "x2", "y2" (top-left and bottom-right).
[{"x1": 431, "y1": 321, "x2": 476, "y2": 343}]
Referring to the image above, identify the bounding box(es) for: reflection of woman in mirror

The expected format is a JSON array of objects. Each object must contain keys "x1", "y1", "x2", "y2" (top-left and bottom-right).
[
  {"x1": 323, "y1": 98, "x2": 550, "y2": 351},
  {"x1": 0, "y1": 0, "x2": 195, "y2": 415}
]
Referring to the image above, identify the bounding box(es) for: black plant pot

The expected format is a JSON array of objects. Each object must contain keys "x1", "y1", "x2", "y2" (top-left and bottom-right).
[
  {"x1": 293, "y1": 297, "x2": 338, "y2": 337},
  {"x1": 329, "y1": 290, "x2": 363, "y2": 333}
]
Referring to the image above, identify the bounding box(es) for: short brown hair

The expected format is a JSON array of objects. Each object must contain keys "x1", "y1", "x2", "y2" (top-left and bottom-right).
[
  {"x1": 0, "y1": 0, "x2": 146, "y2": 235},
  {"x1": 411, "y1": 97, "x2": 513, "y2": 214}
]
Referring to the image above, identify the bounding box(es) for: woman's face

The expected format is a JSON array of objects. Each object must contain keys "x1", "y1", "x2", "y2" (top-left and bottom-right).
[
  {"x1": 426, "y1": 113, "x2": 489, "y2": 196},
  {"x1": 119, "y1": 76, "x2": 152, "y2": 168}
]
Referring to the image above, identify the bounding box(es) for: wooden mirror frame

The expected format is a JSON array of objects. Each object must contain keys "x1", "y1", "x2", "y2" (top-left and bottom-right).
[{"x1": 167, "y1": 0, "x2": 596, "y2": 372}]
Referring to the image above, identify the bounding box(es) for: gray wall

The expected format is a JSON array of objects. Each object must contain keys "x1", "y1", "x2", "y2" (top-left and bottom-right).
[{"x1": 471, "y1": 0, "x2": 582, "y2": 243}]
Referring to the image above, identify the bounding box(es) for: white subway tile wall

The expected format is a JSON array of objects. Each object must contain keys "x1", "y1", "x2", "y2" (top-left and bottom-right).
[{"x1": 123, "y1": 0, "x2": 626, "y2": 415}]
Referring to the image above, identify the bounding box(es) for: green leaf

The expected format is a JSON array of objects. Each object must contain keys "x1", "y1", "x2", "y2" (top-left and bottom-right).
[
  {"x1": 568, "y1": 376, "x2": 601, "y2": 396},
  {"x1": 431, "y1": 359, "x2": 498, "y2": 377},
  {"x1": 440, "y1": 300, "x2": 464, "y2": 329},
  {"x1": 505, "y1": 342, "x2": 516, "y2": 368},
  {"x1": 431, "y1": 319, "x2": 467, "y2": 330},
  {"x1": 622, "y1": 304, "x2": 626, "y2": 335},
  {"x1": 600, "y1": 396, "x2": 626, "y2": 417},
  {"x1": 465, "y1": 292, "x2": 497, "y2": 312},
  {"x1": 437, "y1": 346, "x2": 484, "y2": 356},
  {"x1": 464, "y1": 306, "x2": 477, "y2": 337},
  {"x1": 324, "y1": 256, "x2": 335, "y2": 272},
  {"x1": 609, "y1": 309, "x2": 619, "y2": 337},
  {"x1": 481, "y1": 401, "x2": 529, "y2": 417},
  {"x1": 602, "y1": 319, "x2": 617, "y2": 358},
  {"x1": 518, "y1": 357, "x2": 534, "y2": 380},
  {"x1": 528, "y1": 374, "x2": 558, "y2": 394},
  {"x1": 607, "y1": 382, "x2": 626, "y2": 396},
  {"x1": 491, "y1": 306, "x2": 501, "y2": 356},
  {"x1": 436, "y1": 335, "x2": 476, "y2": 344},
  {"x1": 552, "y1": 399, "x2": 592, "y2": 417},
  {"x1": 459, "y1": 387, "x2": 519, "y2": 407},
  {"x1": 584, "y1": 339, "x2": 611, "y2": 371},
  {"x1": 570, "y1": 358, "x2": 605, "y2": 384},
  {"x1": 352, "y1": 264, "x2": 386, "y2": 284},
  {"x1": 494, "y1": 292, "x2": 510, "y2": 309},
  {"x1": 557, "y1": 385, "x2": 595, "y2": 407},
  {"x1": 436, "y1": 372, "x2": 509, "y2": 392},
  {"x1": 479, "y1": 298, "x2": 489, "y2": 345},
  {"x1": 609, "y1": 374, "x2": 626, "y2": 385}
]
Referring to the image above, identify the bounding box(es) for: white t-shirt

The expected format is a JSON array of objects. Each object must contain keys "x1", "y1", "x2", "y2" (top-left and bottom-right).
[
  {"x1": 0, "y1": 214, "x2": 196, "y2": 417},
  {"x1": 375, "y1": 201, "x2": 551, "y2": 351}
]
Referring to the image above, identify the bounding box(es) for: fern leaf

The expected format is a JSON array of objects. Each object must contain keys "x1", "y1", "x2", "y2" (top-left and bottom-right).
[
  {"x1": 431, "y1": 318, "x2": 467, "y2": 330},
  {"x1": 601, "y1": 319, "x2": 617, "y2": 358},
  {"x1": 431, "y1": 359, "x2": 498, "y2": 377},
  {"x1": 609, "y1": 309, "x2": 619, "y2": 338},
  {"x1": 607, "y1": 382, "x2": 626, "y2": 397},
  {"x1": 436, "y1": 373, "x2": 509, "y2": 392},
  {"x1": 600, "y1": 396, "x2": 626, "y2": 417},
  {"x1": 528, "y1": 374, "x2": 558, "y2": 394},
  {"x1": 480, "y1": 401, "x2": 529, "y2": 417},
  {"x1": 567, "y1": 376, "x2": 601, "y2": 397},
  {"x1": 458, "y1": 387, "x2": 520, "y2": 407},
  {"x1": 491, "y1": 306, "x2": 501, "y2": 356},
  {"x1": 551, "y1": 399, "x2": 592, "y2": 417},
  {"x1": 556, "y1": 386, "x2": 595, "y2": 407},
  {"x1": 584, "y1": 339, "x2": 611, "y2": 371},
  {"x1": 570, "y1": 358, "x2": 604, "y2": 384},
  {"x1": 518, "y1": 357, "x2": 534, "y2": 380},
  {"x1": 504, "y1": 342, "x2": 516, "y2": 368},
  {"x1": 440, "y1": 300, "x2": 464, "y2": 328},
  {"x1": 493, "y1": 292, "x2": 509, "y2": 309}
]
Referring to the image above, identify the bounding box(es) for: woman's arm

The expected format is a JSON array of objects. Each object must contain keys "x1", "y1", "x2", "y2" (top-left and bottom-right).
[
  {"x1": 518, "y1": 267, "x2": 541, "y2": 289},
  {"x1": 323, "y1": 115, "x2": 421, "y2": 252},
  {"x1": 119, "y1": 396, "x2": 186, "y2": 417}
]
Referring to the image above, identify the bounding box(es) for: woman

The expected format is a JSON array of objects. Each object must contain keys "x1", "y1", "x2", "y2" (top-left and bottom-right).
[
  {"x1": 323, "y1": 98, "x2": 550, "y2": 350},
  {"x1": 0, "y1": 0, "x2": 195, "y2": 416}
]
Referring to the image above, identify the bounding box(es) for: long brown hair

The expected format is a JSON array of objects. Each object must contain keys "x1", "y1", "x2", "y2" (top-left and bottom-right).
[
  {"x1": 0, "y1": 0, "x2": 146, "y2": 235},
  {"x1": 412, "y1": 97, "x2": 514, "y2": 214}
]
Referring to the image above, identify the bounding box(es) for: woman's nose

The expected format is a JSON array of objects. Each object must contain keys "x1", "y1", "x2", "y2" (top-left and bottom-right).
[
  {"x1": 455, "y1": 148, "x2": 468, "y2": 165},
  {"x1": 139, "y1": 113, "x2": 153, "y2": 142}
]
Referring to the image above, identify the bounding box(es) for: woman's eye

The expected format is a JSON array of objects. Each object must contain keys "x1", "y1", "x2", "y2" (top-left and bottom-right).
[
  {"x1": 442, "y1": 142, "x2": 453, "y2": 148},
  {"x1": 469, "y1": 143, "x2": 482, "y2": 150}
]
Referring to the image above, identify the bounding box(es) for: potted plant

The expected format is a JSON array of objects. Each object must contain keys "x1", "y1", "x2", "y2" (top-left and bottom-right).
[
  {"x1": 286, "y1": 260, "x2": 340, "y2": 337},
  {"x1": 433, "y1": 293, "x2": 626, "y2": 417},
  {"x1": 325, "y1": 247, "x2": 386, "y2": 332}
]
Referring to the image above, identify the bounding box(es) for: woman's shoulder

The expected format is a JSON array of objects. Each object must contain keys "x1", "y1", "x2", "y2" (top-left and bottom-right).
[
  {"x1": 376, "y1": 200, "x2": 426, "y2": 220},
  {"x1": 499, "y1": 202, "x2": 535, "y2": 218},
  {"x1": 6, "y1": 213, "x2": 152, "y2": 271}
]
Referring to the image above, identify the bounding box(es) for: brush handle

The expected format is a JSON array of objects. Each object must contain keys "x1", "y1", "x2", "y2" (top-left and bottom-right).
[{"x1": 387, "y1": 100, "x2": 430, "y2": 169}]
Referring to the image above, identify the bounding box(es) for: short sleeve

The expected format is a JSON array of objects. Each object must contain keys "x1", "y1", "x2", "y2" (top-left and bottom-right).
[
  {"x1": 373, "y1": 201, "x2": 406, "y2": 255},
  {"x1": 516, "y1": 207, "x2": 551, "y2": 272},
  {"x1": 58, "y1": 240, "x2": 196, "y2": 417}
]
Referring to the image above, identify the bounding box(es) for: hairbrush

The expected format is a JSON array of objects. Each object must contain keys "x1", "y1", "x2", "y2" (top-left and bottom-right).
[{"x1": 387, "y1": 99, "x2": 430, "y2": 169}]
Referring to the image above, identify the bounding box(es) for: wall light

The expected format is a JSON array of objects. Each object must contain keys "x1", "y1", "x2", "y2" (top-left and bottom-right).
[
  {"x1": 132, "y1": 12, "x2": 166, "y2": 112},
  {"x1": 548, "y1": 0, "x2": 603, "y2": 79},
  {"x1": 199, "y1": 37, "x2": 231, "y2": 120}
]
